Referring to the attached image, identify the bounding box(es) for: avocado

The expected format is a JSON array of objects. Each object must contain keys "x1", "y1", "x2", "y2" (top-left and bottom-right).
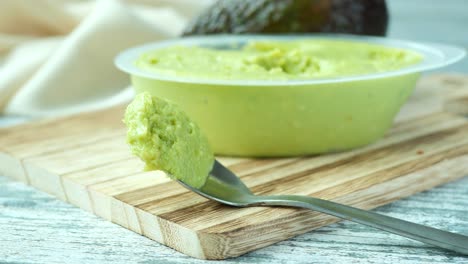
[{"x1": 183, "y1": 0, "x2": 388, "y2": 36}]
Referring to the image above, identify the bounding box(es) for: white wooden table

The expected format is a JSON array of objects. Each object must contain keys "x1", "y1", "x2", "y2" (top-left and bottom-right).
[{"x1": 1, "y1": 0, "x2": 467, "y2": 263}]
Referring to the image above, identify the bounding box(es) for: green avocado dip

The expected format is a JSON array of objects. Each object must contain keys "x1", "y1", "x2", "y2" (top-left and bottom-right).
[
  {"x1": 136, "y1": 39, "x2": 422, "y2": 80},
  {"x1": 124, "y1": 92, "x2": 214, "y2": 188}
]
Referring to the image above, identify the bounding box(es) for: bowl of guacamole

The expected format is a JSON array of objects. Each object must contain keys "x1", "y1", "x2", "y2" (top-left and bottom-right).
[{"x1": 115, "y1": 35, "x2": 465, "y2": 157}]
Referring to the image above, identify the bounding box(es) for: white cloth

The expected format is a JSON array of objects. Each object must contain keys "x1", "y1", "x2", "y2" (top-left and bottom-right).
[{"x1": 0, "y1": 0, "x2": 213, "y2": 116}]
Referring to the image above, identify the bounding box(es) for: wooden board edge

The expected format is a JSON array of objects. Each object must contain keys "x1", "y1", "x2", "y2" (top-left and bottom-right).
[{"x1": 0, "y1": 151, "x2": 29, "y2": 183}]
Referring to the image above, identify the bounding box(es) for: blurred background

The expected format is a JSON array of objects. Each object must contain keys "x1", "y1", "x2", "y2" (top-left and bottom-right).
[
  {"x1": 387, "y1": 0, "x2": 467, "y2": 73},
  {"x1": 0, "y1": 0, "x2": 466, "y2": 123}
]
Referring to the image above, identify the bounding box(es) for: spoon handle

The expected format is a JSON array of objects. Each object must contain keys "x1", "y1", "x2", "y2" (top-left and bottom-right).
[{"x1": 257, "y1": 195, "x2": 468, "y2": 255}]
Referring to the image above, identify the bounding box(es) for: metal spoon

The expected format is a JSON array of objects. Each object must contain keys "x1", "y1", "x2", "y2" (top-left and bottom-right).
[{"x1": 178, "y1": 160, "x2": 468, "y2": 255}]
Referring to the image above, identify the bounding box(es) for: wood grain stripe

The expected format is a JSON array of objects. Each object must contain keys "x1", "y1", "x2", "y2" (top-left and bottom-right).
[
  {"x1": 247, "y1": 122, "x2": 468, "y2": 194},
  {"x1": 0, "y1": 105, "x2": 125, "y2": 147},
  {"x1": 115, "y1": 181, "x2": 190, "y2": 208},
  {"x1": 23, "y1": 139, "x2": 134, "y2": 175},
  {"x1": 9, "y1": 130, "x2": 126, "y2": 159}
]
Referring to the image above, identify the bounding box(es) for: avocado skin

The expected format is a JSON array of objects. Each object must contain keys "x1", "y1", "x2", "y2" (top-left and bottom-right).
[{"x1": 183, "y1": 0, "x2": 388, "y2": 36}]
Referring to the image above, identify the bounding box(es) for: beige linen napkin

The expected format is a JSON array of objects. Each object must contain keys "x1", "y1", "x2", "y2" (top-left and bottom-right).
[{"x1": 0, "y1": 0, "x2": 213, "y2": 116}]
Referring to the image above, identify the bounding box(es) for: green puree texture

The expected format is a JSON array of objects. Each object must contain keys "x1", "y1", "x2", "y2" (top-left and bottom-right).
[
  {"x1": 136, "y1": 40, "x2": 422, "y2": 81},
  {"x1": 124, "y1": 92, "x2": 214, "y2": 188}
]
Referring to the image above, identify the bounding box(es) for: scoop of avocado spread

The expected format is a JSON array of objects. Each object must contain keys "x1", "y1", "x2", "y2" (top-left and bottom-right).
[
  {"x1": 124, "y1": 92, "x2": 214, "y2": 188},
  {"x1": 136, "y1": 39, "x2": 422, "y2": 80}
]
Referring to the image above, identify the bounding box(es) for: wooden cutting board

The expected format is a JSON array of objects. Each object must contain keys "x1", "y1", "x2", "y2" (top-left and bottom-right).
[{"x1": 1, "y1": 74, "x2": 468, "y2": 260}]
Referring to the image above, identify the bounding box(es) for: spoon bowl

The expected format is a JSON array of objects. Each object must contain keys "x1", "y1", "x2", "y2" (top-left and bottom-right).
[{"x1": 178, "y1": 161, "x2": 254, "y2": 206}]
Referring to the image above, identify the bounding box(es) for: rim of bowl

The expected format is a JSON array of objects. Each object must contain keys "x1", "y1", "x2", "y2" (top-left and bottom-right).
[{"x1": 114, "y1": 34, "x2": 466, "y2": 86}]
